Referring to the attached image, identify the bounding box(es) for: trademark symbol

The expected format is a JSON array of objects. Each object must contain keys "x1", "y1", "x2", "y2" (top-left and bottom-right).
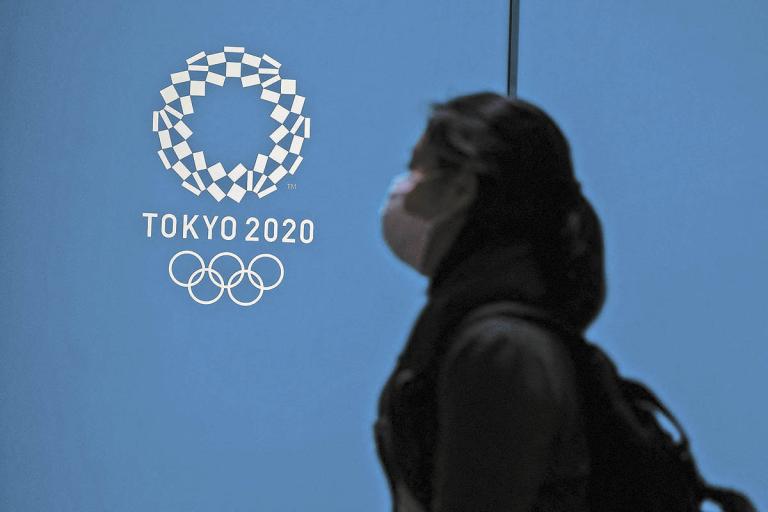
[{"x1": 287, "y1": 183, "x2": 297, "y2": 190}]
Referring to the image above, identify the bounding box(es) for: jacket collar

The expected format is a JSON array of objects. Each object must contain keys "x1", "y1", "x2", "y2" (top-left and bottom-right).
[{"x1": 427, "y1": 240, "x2": 546, "y2": 304}]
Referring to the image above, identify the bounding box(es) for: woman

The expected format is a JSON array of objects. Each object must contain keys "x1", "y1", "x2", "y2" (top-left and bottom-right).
[{"x1": 373, "y1": 92, "x2": 605, "y2": 512}]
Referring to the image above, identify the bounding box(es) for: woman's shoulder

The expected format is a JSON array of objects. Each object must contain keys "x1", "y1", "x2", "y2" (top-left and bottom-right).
[
  {"x1": 448, "y1": 311, "x2": 573, "y2": 366},
  {"x1": 438, "y1": 312, "x2": 577, "y2": 405}
]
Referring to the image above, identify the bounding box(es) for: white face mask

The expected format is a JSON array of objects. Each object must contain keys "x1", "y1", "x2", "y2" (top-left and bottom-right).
[{"x1": 380, "y1": 172, "x2": 473, "y2": 277}]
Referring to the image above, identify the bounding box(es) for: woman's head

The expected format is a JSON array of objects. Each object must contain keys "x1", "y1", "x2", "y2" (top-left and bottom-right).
[
  {"x1": 410, "y1": 92, "x2": 582, "y2": 231},
  {"x1": 397, "y1": 91, "x2": 606, "y2": 329}
]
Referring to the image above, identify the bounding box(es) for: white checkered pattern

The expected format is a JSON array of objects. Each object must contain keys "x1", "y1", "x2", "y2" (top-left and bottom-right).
[{"x1": 152, "y1": 46, "x2": 310, "y2": 202}]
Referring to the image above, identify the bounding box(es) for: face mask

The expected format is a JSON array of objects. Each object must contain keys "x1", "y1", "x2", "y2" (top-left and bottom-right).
[{"x1": 380, "y1": 172, "x2": 472, "y2": 277}]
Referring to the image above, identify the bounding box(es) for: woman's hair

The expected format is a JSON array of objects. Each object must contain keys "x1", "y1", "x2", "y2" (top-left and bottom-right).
[{"x1": 414, "y1": 92, "x2": 606, "y2": 330}]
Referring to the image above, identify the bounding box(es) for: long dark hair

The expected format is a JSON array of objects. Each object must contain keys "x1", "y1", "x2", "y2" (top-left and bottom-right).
[{"x1": 412, "y1": 92, "x2": 606, "y2": 331}]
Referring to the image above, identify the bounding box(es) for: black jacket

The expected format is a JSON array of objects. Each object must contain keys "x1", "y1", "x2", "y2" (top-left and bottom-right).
[{"x1": 373, "y1": 242, "x2": 591, "y2": 512}]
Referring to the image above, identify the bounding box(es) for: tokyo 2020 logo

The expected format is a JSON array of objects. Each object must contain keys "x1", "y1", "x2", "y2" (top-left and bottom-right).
[
  {"x1": 145, "y1": 46, "x2": 315, "y2": 306},
  {"x1": 151, "y1": 46, "x2": 311, "y2": 202}
]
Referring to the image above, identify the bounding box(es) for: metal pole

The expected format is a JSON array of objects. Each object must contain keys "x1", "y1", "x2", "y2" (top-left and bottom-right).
[{"x1": 507, "y1": 0, "x2": 520, "y2": 97}]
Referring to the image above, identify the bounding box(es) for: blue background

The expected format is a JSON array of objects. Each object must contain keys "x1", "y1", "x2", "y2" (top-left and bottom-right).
[{"x1": 0, "y1": 0, "x2": 764, "y2": 510}]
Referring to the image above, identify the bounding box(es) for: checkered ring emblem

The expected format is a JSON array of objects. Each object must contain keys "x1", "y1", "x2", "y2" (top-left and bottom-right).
[{"x1": 151, "y1": 46, "x2": 311, "y2": 202}]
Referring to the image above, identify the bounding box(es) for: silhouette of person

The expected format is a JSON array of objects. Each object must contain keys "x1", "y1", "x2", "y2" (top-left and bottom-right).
[{"x1": 373, "y1": 92, "x2": 605, "y2": 512}]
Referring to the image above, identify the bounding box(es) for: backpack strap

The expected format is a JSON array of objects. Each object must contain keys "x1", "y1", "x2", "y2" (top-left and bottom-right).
[
  {"x1": 461, "y1": 302, "x2": 696, "y2": 455},
  {"x1": 456, "y1": 300, "x2": 584, "y2": 345},
  {"x1": 702, "y1": 485, "x2": 758, "y2": 512},
  {"x1": 620, "y1": 378, "x2": 691, "y2": 452}
]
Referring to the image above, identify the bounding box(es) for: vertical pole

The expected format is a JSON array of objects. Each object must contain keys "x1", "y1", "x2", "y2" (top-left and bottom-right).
[{"x1": 507, "y1": 0, "x2": 520, "y2": 97}]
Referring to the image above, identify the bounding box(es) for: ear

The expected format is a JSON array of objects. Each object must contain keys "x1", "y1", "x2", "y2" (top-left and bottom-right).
[{"x1": 448, "y1": 171, "x2": 478, "y2": 211}]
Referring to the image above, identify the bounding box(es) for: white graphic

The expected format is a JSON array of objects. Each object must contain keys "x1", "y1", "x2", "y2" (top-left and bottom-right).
[
  {"x1": 152, "y1": 46, "x2": 311, "y2": 202},
  {"x1": 168, "y1": 250, "x2": 285, "y2": 306}
]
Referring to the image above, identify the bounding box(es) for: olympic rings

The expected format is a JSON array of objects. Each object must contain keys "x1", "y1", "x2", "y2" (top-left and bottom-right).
[
  {"x1": 168, "y1": 250, "x2": 284, "y2": 306},
  {"x1": 152, "y1": 46, "x2": 311, "y2": 202}
]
